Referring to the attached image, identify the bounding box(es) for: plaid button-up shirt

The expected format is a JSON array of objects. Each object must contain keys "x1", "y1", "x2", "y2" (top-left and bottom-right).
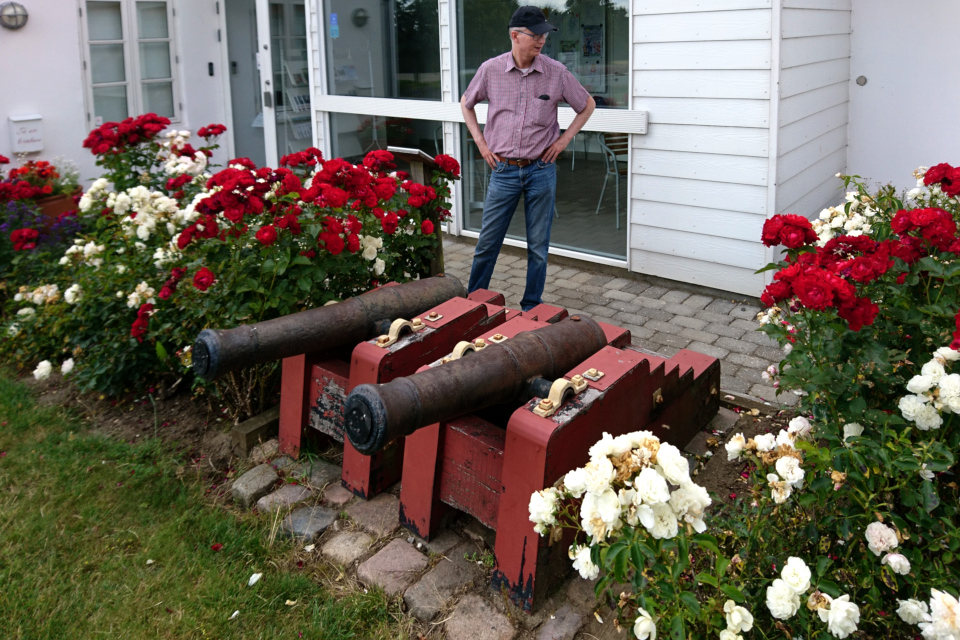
[{"x1": 462, "y1": 52, "x2": 591, "y2": 160}]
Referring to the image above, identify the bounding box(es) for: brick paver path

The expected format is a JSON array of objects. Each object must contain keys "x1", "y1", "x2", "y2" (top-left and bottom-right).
[{"x1": 441, "y1": 238, "x2": 798, "y2": 408}]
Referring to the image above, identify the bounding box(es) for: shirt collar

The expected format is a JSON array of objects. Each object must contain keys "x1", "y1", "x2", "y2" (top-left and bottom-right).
[{"x1": 504, "y1": 53, "x2": 544, "y2": 74}]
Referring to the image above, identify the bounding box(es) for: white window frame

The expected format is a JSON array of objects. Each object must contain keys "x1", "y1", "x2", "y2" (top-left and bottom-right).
[{"x1": 78, "y1": 0, "x2": 182, "y2": 127}]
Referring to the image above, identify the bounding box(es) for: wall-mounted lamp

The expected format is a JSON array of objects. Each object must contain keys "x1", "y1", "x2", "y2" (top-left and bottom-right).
[
  {"x1": 0, "y1": 2, "x2": 28, "y2": 30},
  {"x1": 352, "y1": 8, "x2": 369, "y2": 28}
]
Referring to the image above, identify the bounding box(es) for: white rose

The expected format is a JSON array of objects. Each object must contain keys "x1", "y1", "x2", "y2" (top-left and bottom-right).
[
  {"x1": 947, "y1": 396, "x2": 960, "y2": 414},
  {"x1": 719, "y1": 631, "x2": 742, "y2": 640},
  {"x1": 633, "y1": 608, "x2": 656, "y2": 640},
  {"x1": 818, "y1": 594, "x2": 860, "y2": 639},
  {"x1": 936, "y1": 347, "x2": 960, "y2": 362},
  {"x1": 915, "y1": 404, "x2": 943, "y2": 431},
  {"x1": 60, "y1": 358, "x2": 75, "y2": 375},
  {"x1": 920, "y1": 463, "x2": 935, "y2": 481},
  {"x1": 528, "y1": 487, "x2": 559, "y2": 530},
  {"x1": 373, "y1": 258, "x2": 385, "y2": 276},
  {"x1": 17, "y1": 307, "x2": 36, "y2": 317},
  {"x1": 563, "y1": 467, "x2": 588, "y2": 499},
  {"x1": 668, "y1": 481, "x2": 711, "y2": 533},
  {"x1": 33, "y1": 360, "x2": 53, "y2": 380},
  {"x1": 767, "y1": 473, "x2": 792, "y2": 504},
  {"x1": 753, "y1": 433, "x2": 777, "y2": 452},
  {"x1": 842, "y1": 422, "x2": 864, "y2": 443},
  {"x1": 634, "y1": 467, "x2": 671, "y2": 506},
  {"x1": 783, "y1": 342, "x2": 793, "y2": 355},
  {"x1": 646, "y1": 502, "x2": 678, "y2": 540},
  {"x1": 775, "y1": 457, "x2": 804, "y2": 488},
  {"x1": 655, "y1": 443, "x2": 689, "y2": 485},
  {"x1": 865, "y1": 521, "x2": 898, "y2": 556},
  {"x1": 907, "y1": 374, "x2": 936, "y2": 394},
  {"x1": 7, "y1": 323, "x2": 20, "y2": 337},
  {"x1": 64, "y1": 284, "x2": 82, "y2": 304},
  {"x1": 897, "y1": 598, "x2": 930, "y2": 625},
  {"x1": 725, "y1": 433, "x2": 746, "y2": 461},
  {"x1": 922, "y1": 360, "x2": 946, "y2": 383},
  {"x1": 780, "y1": 556, "x2": 811, "y2": 594},
  {"x1": 899, "y1": 394, "x2": 928, "y2": 421},
  {"x1": 723, "y1": 600, "x2": 753, "y2": 633},
  {"x1": 766, "y1": 579, "x2": 800, "y2": 619},
  {"x1": 571, "y1": 545, "x2": 599, "y2": 580},
  {"x1": 921, "y1": 589, "x2": 960, "y2": 640},
  {"x1": 362, "y1": 244, "x2": 378, "y2": 260},
  {"x1": 881, "y1": 553, "x2": 911, "y2": 575},
  {"x1": 775, "y1": 429, "x2": 796, "y2": 450},
  {"x1": 588, "y1": 431, "x2": 617, "y2": 461},
  {"x1": 938, "y1": 374, "x2": 960, "y2": 399},
  {"x1": 788, "y1": 416, "x2": 812, "y2": 437},
  {"x1": 583, "y1": 457, "x2": 616, "y2": 494}
]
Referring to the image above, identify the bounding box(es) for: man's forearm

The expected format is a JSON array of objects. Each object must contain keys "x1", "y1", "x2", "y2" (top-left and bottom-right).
[
  {"x1": 461, "y1": 98, "x2": 487, "y2": 151},
  {"x1": 560, "y1": 96, "x2": 596, "y2": 144}
]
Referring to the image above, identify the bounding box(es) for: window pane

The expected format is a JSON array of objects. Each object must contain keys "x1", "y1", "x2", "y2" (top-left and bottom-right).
[
  {"x1": 330, "y1": 113, "x2": 443, "y2": 166},
  {"x1": 93, "y1": 85, "x2": 129, "y2": 122},
  {"x1": 459, "y1": 124, "x2": 627, "y2": 259},
  {"x1": 90, "y1": 43, "x2": 126, "y2": 83},
  {"x1": 142, "y1": 81, "x2": 175, "y2": 117},
  {"x1": 137, "y1": 1, "x2": 169, "y2": 38},
  {"x1": 457, "y1": 0, "x2": 630, "y2": 109},
  {"x1": 87, "y1": 1, "x2": 123, "y2": 40},
  {"x1": 139, "y1": 41, "x2": 172, "y2": 79},
  {"x1": 325, "y1": 0, "x2": 441, "y2": 101}
]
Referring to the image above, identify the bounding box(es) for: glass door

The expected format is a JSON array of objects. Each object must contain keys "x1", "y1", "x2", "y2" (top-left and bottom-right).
[{"x1": 268, "y1": 0, "x2": 312, "y2": 162}]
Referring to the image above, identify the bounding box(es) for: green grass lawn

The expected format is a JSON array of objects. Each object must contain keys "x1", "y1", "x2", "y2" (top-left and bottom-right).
[{"x1": 0, "y1": 372, "x2": 412, "y2": 639}]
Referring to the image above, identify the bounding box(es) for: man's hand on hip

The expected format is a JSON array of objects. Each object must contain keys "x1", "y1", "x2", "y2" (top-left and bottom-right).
[{"x1": 540, "y1": 136, "x2": 570, "y2": 165}]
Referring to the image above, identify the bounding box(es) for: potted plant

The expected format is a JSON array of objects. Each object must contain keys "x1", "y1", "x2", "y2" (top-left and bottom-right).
[{"x1": 0, "y1": 156, "x2": 82, "y2": 224}]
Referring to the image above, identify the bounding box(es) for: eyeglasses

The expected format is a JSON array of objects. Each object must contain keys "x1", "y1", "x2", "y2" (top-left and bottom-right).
[{"x1": 515, "y1": 30, "x2": 547, "y2": 42}]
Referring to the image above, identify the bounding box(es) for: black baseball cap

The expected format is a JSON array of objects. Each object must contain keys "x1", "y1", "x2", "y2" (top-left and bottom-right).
[{"x1": 508, "y1": 6, "x2": 557, "y2": 35}]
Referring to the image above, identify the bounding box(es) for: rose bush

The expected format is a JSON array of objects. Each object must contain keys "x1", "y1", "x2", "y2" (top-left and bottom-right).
[
  {"x1": 530, "y1": 163, "x2": 960, "y2": 638},
  {"x1": 2, "y1": 115, "x2": 458, "y2": 420}
]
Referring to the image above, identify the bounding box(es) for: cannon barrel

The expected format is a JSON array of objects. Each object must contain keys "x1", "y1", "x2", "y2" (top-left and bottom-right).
[
  {"x1": 193, "y1": 274, "x2": 465, "y2": 380},
  {"x1": 344, "y1": 315, "x2": 608, "y2": 455}
]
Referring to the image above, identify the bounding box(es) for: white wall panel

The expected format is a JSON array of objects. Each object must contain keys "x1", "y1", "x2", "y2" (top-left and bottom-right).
[
  {"x1": 638, "y1": 97, "x2": 770, "y2": 128},
  {"x1": 778, "y1": 102, "x2": 847, "y2": 154},
  {"x1": 780, "y1": 58, "x2": 850, "y2": 98},
  {"x1": 781, "y1": 33, "x2": 849, "y2": 68},
  {"x1": 776, "y1": 147, "x2": 846, "y2": 210},
  {"x1": 634, "y1": 0, "x2": 771, "y2": 15},
  {"x1": 778, "y1": 81, "x2": 847, "y2": 126},
  {"x1": 633, "y1": 70, "x2": 770, "y2": 99},
  {"x1": 630, "y1": 249, "x2": 765, "y2": 295},
  {"x1": 631, "y1": 201, "x2": 766, "y2": 242},
  {"x1": 631, "y1": 226, "x2": 766, "y2": 269},
  {"x1": 633, "y1": 123, "x2": 769, "y2": 157},
  {"x1": 633, "y1": 175, "x2": 768, "y2": 214},
  {"x1": 783, "y1": 0, "x2": 850, "y2": 8},
  {"x1": 634, "y1": 40, "x2": 771, "y2": 70},
  {"x1": 781, "y1": 8, "x2": 851, "y2": 37},
  {"x1": 777, "y1": 124, "x2": 846, "y2": 183},
  {"x1": 634, "y1": 10, "x2": 771, "y2": 43},
  {"x1": 633, "y1": 149, "x2": 769, "y2": 185},
  {"x1": 779, "y1": 173, "x2": 844, "y2": 217}
]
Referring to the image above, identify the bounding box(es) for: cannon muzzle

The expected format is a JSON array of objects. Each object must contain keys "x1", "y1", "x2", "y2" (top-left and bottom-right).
[
  {"x1": 193, "y1": 275, "x2": 465, "y2": 380},
  {"x1": 344, "y1": 315, "x2": 608, "y2": 455}
]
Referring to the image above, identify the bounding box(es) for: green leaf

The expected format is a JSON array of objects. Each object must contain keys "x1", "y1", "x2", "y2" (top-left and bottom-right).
[
  {"x1": 670, "y1": 614, "x2": 685, "y2": 640},
  {"x1": 720, "y1": 585, "x2": 745, "y2": 603},
  {"x1": 922, "y1": 480, "x2": 940, "y2": 513},
  {"x1": 155, "y1": 341, "x2": 168, "y2": 362},
  {"x1": 816, "y1": 556, "x2": 832, "y2": 577},
  {"x1": 679, "y1": 592, "x2": 701, "y2": 615},
  {"x1": 818, "y1": 579, "x2": 841, "y2": 598},
  {"x1": 630, "y1": 544, "x2": 646, "y2": 574},
  {"x1": 695, "y1": 572, "x2": 718, "y2": 588},
  {"x1": 716, "y1": 556, "x2": 730, "y2": 578},
  {"x1": 692, "y1": 533, "x2": 720, "y2": 556}
]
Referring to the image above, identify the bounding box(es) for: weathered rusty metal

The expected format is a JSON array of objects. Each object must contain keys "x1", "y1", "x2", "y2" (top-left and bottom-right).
[
  {"x1": 192, "y1": 275, "x2": 465, "y2": 380},
  {"x1": 344, "y1": 315, "x2": 609, "y2": 455}
]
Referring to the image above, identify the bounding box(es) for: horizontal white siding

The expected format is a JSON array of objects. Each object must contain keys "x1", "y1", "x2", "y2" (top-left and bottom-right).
[
  {"x1": 631, "y1": 3, "x2": 772, "y2": 296},
  {"x1": 775, "y1": 2, "x2": 850, "y2": 217}
]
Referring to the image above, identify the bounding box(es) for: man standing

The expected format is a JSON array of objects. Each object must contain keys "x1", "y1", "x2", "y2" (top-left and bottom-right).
[{"x1": 461, "y1": 6, "x2": 596, "y2": 311}]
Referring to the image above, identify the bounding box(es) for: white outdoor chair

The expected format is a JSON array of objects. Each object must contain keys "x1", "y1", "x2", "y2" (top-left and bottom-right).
[{"x1": 595, "y1": 132, "x2": 629, "y2": 229}]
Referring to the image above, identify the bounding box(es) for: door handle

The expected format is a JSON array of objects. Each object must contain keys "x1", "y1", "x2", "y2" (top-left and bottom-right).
[{"x1": 263, "y1": 91, "x2": 273, "y2": 108}]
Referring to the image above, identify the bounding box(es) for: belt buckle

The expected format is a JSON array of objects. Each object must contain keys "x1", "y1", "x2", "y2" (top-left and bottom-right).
[{"x1": 518, "y1": 158, "x2": 532, "y2": 167}]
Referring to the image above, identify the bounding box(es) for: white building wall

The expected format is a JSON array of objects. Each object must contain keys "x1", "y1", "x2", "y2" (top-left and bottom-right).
[
  {"x1": 0, "y1": 4, "x2": 94, "y2": 182},
  {"x1": 847, "y1": 0, "x2": 960, "y2": 191},
  {"x1": 775, "y1": 0, "x2": 851, "y2": 218},
  {"x1": 629, "y1": 2, "x2": 773, "y2": 296}
]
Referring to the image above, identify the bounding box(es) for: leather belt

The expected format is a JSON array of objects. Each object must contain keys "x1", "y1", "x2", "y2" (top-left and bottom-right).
[{"x1": 503, "y1": 158, "x2": 536, "y2": 167}]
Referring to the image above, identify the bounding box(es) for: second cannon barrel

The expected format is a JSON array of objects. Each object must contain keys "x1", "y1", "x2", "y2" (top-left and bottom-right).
[{"x1": 344, "y1": 315, "x2": 608, "y2": 455}]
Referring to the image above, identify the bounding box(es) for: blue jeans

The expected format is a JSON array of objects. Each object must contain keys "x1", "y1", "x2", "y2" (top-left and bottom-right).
[{"x1": 467, "y1": 159, "x2": 557, "y2": 311}]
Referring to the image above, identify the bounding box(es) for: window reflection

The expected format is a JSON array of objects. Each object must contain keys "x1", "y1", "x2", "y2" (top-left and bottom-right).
[
  {"x1": 325, "y1": 0, "x2": 441, "y2": 101},
  {"x1": 330, "y1": 114, "x2": 444, "y2": 165}
]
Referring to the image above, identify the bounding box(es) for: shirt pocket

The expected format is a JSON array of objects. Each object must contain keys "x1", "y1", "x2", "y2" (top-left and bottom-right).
[{"x1": 529, "y1": 95, "x2": 558, "y2": 128}]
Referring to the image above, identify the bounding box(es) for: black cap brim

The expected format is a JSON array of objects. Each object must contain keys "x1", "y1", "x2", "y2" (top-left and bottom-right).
[{"x1": 528, "y1": 21, "x2": 557, "y2": 34}]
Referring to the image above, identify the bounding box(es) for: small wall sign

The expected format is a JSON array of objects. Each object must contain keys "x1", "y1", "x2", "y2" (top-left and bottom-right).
[{"x1": 8, "y1": 114, "x2": 43, "y2": 152}]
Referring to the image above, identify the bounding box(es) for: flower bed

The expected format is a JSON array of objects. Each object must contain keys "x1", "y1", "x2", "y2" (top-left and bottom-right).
[
  {"x1": 1, "y1": 114, "x2": 459, "y2": 418},
  {"x1": 529, "y1": 163, "x2": 960, "y2": 639}
]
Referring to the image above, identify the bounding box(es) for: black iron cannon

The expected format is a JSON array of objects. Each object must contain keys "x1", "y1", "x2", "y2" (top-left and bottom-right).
[
  {"x1": 343, "y1": 314, "x2": 609, "y2": 455},
  {"x1": 193, "y1": 274, "x2": 465, "y2": 380}
]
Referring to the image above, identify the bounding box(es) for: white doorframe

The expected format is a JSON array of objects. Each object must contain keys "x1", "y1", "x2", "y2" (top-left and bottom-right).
[{"x1": 255, "y1": 0, "x2": 278, "y2": 167}]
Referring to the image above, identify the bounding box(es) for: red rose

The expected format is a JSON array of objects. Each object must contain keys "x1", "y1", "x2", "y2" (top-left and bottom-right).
[
  {"x1": 193, "y1": 267, "x2": 216, "y2": 291},
  {"x1": 435, "y1": 154, "x2": 460, "y2": 176},
  {"x1": 896, "y1": 273, "x2": 907, "y2": 285},
  {"x1": 320, "y1": 231, "x2": 345, "y2": 255},
  {"x1": 761, "y1": 216, "x2": 786, "y2": 246},
  {"x1": 300, "y1": 249, "x2": 316, "y2": 259},
  {"x1": 421, "y1": 219, "x2": 434, "y2": 235},
  {"x1": 345, "y1": 215, "x2": 363, "y2": 235},
  {"x1": 346, "y1": 234, "x2": 360, "y2": 253},
  {"x1": 846, "y1": 257, "x2": 877, "y2": 283},
  {"x1": 838, "y1": 297, "x2": 879, "y2": 332},
  {"x1": 943, "y1": 167, "x2": 960, "y2": 197},
  {"x1": 198, "y1": 124, "x2": 227, "y2": 138},
  {"x1": 0, "y1": 154, "x2": 9, "y2": 165},
  {"x1": 10, "y1": 228, "x2": 39, "y2": 251},
  {"x1": 760, "y1": 280, "x2": 791, "y2": 307},
  {"x1": 924, "y1": 163, "x2": 952, "y2": 186},
  {"x1": 381, "y1": 212, "x2": 400, "y2": 235},
  {"x1": 322, "y1": 186, "x2": 349, "y2": 209},
  {"x1": 792, "y1": 274, "x2": 834, "y2": 310},
  {"x1": 256, "y1": 224, "x2": 278, "y2": 246}
]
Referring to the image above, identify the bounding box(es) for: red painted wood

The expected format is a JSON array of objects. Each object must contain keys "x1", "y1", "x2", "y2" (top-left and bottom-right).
[
  {"x1": 597, "y1": 320, "x2": 632, "y2": 348},
  {"x1": 438, "y1": 416, "x2": 506, "y2": 530},
  {"x1": 520, "y1": 304, "x2": 568, "y2": 323},
  {"x1": 279, "y1": 354, "x2": 312, "y2": 458},
  {"x1": 398, "y1": 421, "x2": 448, "y2": 539},
  {"x1": 467, "y1": 288, "x2": 505, "y2": 306}
]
